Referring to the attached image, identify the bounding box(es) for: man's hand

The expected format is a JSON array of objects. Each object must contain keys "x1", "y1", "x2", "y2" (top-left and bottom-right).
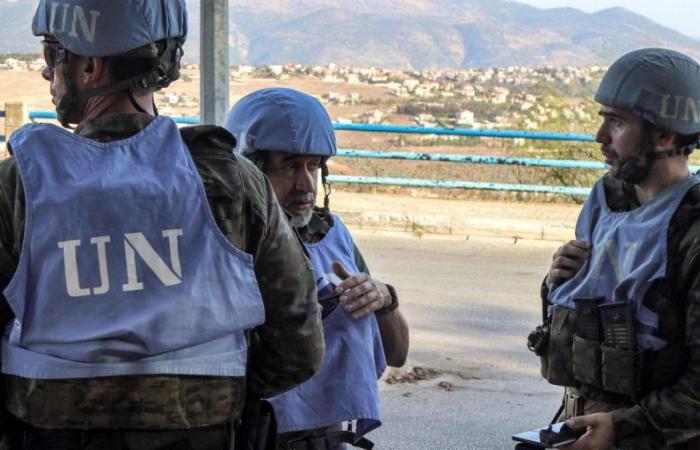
[
  {"x1": 333, "y1": 261, "x2": 391, "y2": 320},
  {"x1": 546, "y1": 240, "x2": 592, "y2": 288},
  {"x1": 561, "y1": 413, "x2": 615, "y2": 450}
]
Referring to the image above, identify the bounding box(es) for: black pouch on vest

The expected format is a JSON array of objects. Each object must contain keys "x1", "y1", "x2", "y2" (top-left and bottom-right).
[
  {"x1": 543, "y1": 306, "x2": 577, "y2": 387},
  {"x1": 600, "y1": 302, "x2": 639, "y2": 396},
  {"x1": 572, "y1": 335, "x2": 601, "y2": 387},
  {"x1": 571, "y1": 297, "x2": 603, "y2": 387},
  {"x1": 235, "y1": 399, "x2": 277, "y2": 450},
  {"x1": 601, "y1": 345, "x2": 639, "y2": 396}
]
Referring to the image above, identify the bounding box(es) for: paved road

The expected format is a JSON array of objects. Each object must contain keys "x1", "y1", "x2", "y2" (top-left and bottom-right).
[{"x1": 350, "y1": 229, "x2": 566, "y2": 449}]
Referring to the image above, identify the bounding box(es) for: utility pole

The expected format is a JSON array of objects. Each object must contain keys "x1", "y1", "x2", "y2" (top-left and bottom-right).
[{"x1": 200, "y1": 0, "x2": 229, "y2": 126}]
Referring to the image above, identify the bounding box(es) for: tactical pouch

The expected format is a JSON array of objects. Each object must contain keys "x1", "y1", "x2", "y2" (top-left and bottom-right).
[
  {"x1": 572, "y1": 335, "x2": 601, "y2": 387},
  {"x1": 542, "y1": 306, "x2": 577, "y2": 387},
  {"x1": 571, "y1": 296, "x2": 603, "y2": 387},
  {"x1": 235, "y1": 399, "x2": 277, "y2": 450},
  {"x1": 599, "y1": 302, "x2": 639, "y2": 396},
  {"x1": 601, "y1": 345, "x2": 640, "y2": 396}
]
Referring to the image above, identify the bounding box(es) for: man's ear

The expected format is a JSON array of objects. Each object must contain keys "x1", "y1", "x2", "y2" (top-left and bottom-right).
[
  {"x1": 653, "y1": 129, "x2": 677, "y2": 152},
  {"x1": 82, "y1": 57, "x2": 108, "y2": 85}
]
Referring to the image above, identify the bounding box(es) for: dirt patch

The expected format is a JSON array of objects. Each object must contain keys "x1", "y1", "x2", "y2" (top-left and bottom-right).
[
  {"x1": 456, "y1": 371, "x2": 481, "y2": 381},
  {"x1": 385, "y1": 366, "x2": 443, "y2": 385},
  {"x1": 385, "y1": 366, "x2": 482, "y2": 386},
  {"x1": 437, "y1": 381, "x2": 455, "y2": 392}
]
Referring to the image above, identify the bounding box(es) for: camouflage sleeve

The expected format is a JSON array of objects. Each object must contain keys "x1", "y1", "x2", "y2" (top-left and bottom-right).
[
  {"x1": 0, "y1": 155, "x2": 21, "y2": 330},
  {"x1": 611, "y1": 218, "x2": 700, "y2": 448},
  {"x1": 352, "y1": 241, "x2": 369, "y2": 274},
  {"x1": 0, "y1": 155, "x2": 23, "y2": 429},
  {"x1": 183, "y1": 126, "x2": 323, "y2": 398},
  {"x1": 236, "y1": 157, "x2": 324, "y2": 399}
]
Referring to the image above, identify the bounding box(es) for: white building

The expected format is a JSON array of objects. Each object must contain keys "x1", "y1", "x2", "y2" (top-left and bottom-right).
[{"x1": 457, "y1": 110, "x2": 475, "y2": 126}]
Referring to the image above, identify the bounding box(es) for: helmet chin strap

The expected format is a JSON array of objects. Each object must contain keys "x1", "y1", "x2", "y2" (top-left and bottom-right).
[
  {"x1": 615, "y1": 154, "x2": 655, "y2": 185},
  {"x1": 615, "y1": 136, "x2": 696, "y2": 185},
  {"x1": 320, "y1": 159, "x2": 334, "y2": 227},
  {"x1": 321, "y1": 159, "x2": 332, "y2": 210},
  {"x1": 127, "y1": 91, "x2": 146, "y2": 114},
  {"x1": 615, "y1": 136, "x2": 655, "y2": 184},
  {"x1": 55, "y1": 53, "x2": 82, "y2": 127},
  {"x1": 55, "y1": 52, "x2": 161, "y2": 126}
]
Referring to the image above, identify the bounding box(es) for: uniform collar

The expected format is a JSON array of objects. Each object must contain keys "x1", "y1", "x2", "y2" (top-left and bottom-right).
[
  {"x1": 296, "y1": 208, "x2": 331, "y2": 244},
  {"x1": 77, "y1": 113, "x2": 156, "y2": 142}
]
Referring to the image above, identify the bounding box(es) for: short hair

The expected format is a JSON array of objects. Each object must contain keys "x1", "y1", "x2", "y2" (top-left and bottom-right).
[{"x1": 644, "y1": 120, "x2": 699, "y2": 152}]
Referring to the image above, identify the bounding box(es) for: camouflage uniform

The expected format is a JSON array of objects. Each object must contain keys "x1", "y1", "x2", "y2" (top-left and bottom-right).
[
  {"x1": 540, "y1": 175, "x2": 700, "y2": 450},
  {"x1": 0, "y1": 113, "x2": 324, "y2": 431}
]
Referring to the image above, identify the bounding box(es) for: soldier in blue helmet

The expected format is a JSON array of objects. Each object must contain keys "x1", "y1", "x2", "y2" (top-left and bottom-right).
[
  {"x1": 226, "y1": 88, "x2": 409, "y2": 450},
  {"x1": 528, "y1": 48, "x2": 700, "y2": 450},
  {"x1": 0, "y1": 2, "x2": 324, "y2": 449}
]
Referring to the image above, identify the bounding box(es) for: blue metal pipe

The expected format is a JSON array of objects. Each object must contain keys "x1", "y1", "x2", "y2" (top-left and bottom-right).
[
  {"x1": 170, "y1": 116, "x2": 200, "y2": 125},
  {"x1": 19, "y1": 111, "x2": 700, "y2": 173},
  {"x1": 341, "y1": 149, "x2": 700, "y2": 173},
  {"x1": 28, "y1": 111, "x2": 595, "y2": 142},
  {"x1": 29, "y1": 111, "x2": 200, "y2": 125},
  {"x1": 333, "y1": 123, "x2": 596, "y2": 142},
  {"x1": 327, "y1": 175, "x2": 591, "y2": 196},
  {"x1": 27, "y1": 111, "x2": 56, "y2": 120},
  {"x1": 337, "y1": 149, "x2": 607, "y2": 170}
]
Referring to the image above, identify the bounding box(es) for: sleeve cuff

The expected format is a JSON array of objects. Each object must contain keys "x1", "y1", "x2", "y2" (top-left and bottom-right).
[{"x1": 611, "y1": 405, "x2": 663, "y2": 449}]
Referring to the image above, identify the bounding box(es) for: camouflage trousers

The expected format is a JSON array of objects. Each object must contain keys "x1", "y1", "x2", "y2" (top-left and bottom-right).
[
  {"x1": 558, "y1": 387, "x2": 700, "y2": 450},
  {"x1": 17, "y1": 423, "x2": 234, "y2": 450}
]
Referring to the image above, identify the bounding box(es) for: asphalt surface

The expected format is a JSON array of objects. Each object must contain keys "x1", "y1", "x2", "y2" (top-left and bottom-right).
[{"x1": 349, "y1": 229, "x2": 565, "y2": 449}]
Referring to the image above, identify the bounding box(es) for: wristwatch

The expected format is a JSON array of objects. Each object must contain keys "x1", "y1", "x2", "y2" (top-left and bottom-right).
[{"x1": 376, "y1": 284, "x2": 399, "y2": 314}]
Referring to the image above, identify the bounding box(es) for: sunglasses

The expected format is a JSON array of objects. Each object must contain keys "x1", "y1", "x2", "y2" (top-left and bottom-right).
[{"x1": 42, "y1": 40, "x2": 68, "y2": 69}]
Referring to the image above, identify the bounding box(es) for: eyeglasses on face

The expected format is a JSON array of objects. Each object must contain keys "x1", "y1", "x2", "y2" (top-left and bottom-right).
[{"x1": 42, "y1": 39, "x2": 68, "y2": 69}]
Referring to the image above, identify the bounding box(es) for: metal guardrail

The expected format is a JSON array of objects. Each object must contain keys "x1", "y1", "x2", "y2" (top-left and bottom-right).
[
  {"x1": 333, "y1": 124, "x2": 600, "y2": 196},
  {"x1": 29, "y1": 111, "x2": 202, "y2": 125},
  {"x1": 327, "y1": 176, "x2": 593, "y2": 196},
  {"x1": 0, "y1": 110, "x2": 5, "y2": 143},
  {"x1": 337, "y1": 149, "x2": 606, "y2": 169},
  {"x1": 27, "y1": 111, "x2": 606, "y2": 196},
  {"x1": 333, "y1": 123, "x2": 596, "y2": 142}
]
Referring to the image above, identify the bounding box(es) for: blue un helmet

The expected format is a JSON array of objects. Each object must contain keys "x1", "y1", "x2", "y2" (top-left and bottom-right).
[
  {"x1": 225, "y1": 88, "x2": 337, "y2": 158},
  {"x1": 225, "y1": 88, "x2": 337, "y2": 208},
  {"x1": 32, "y1": 0, "x2": 188, "y2": 125},
  {"x1": 595, "y1": 48, "x2": 700, "y2": 184}
]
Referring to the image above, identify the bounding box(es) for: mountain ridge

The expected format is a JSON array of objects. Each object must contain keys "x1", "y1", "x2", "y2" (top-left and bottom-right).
[{"x1": 0, "y1": 0, "x2": 698, "y2": 69}]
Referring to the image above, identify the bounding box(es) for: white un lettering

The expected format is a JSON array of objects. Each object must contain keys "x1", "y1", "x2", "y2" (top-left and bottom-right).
[
  {"x1": 660, "y1": 95, "x2": 700, "y2": 124},
  {"x1": 58, "y1": 229, "x2": 183, "y2": 298},
  {"x1": 49, "y1": 2, "x2": 101, "y2": 44}
]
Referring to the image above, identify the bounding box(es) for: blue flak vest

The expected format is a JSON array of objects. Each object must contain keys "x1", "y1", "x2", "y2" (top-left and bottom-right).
[
  {"x1": 3, "y1": 117, "x2": 265, "y2": 379},
  {"x1": 268, "y1": 215, "x2": 386, "y2": 437},
  {"x1": 549, "y1": 175, "x2": 700, "y2": 350}
]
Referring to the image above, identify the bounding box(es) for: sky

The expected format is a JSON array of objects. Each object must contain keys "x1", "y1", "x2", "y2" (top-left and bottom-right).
[{"x1": 515, "y1": 0, "x2": 699, "y2": 38}]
